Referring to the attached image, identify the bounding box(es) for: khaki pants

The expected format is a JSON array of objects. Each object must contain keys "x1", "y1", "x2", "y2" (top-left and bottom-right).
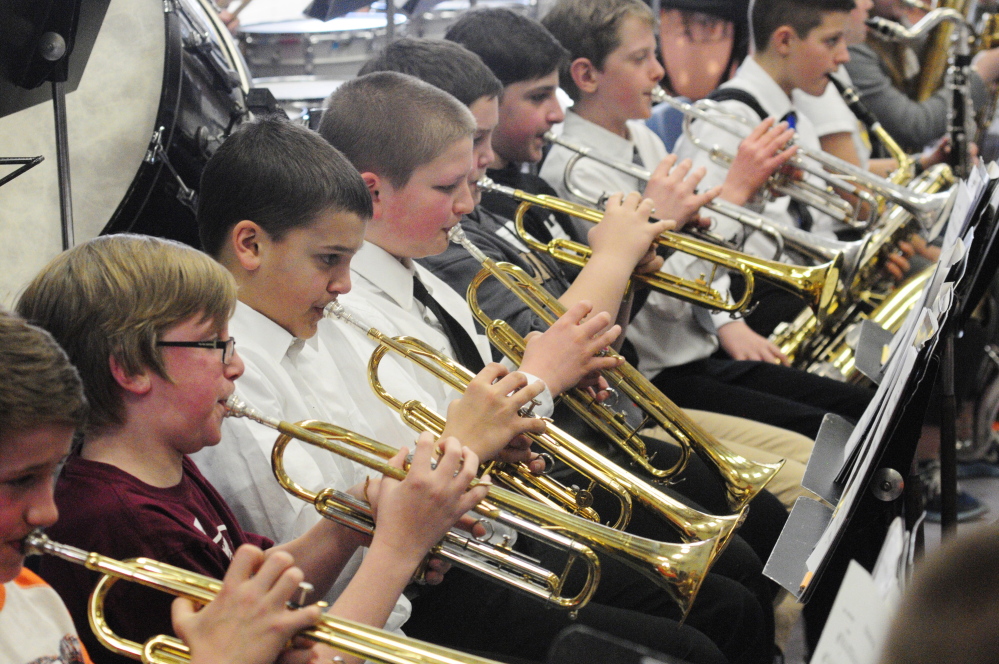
[{"x1": 639, "y1": 408, "x2": 816, "y2": 511}]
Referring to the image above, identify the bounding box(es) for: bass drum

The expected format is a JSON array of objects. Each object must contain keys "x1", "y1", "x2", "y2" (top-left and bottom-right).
[
  {"x1": 102, "y1": 0, "x2": 251, "y2": 246},
  {"x1": 0, "y1": 0, "x2": 250, "y2": 255}
]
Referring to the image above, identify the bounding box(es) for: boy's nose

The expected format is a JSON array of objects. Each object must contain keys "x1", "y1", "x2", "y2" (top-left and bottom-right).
[
  {"x1": 226, "y1": 349, "x2": 246, "y2": 379},
  {"x1": 454, "y1": 179, "x2": 475, "y2": 215},
  {"x1": 650, "y1": 57, "x2": 666, "y2": 82},
  {"x1": 26, "y1": 482, "x2": 59, "y2": 530},
  {"x1": 546, "y1": 98, "x2": 566, "y2": 125}
]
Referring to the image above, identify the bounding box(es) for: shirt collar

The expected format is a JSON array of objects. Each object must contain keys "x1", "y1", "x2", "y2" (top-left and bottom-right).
[
  {"x1": 349, "y1": 240, "x2": 419, "y2": 312},
  {"x1": 230, "y1": 300, "x2": 318, "y2": 365},
  {"x1": 725, "y1": 56, "x2": 795, "y2": 120},
  {"x1": 562, "y1": 110, "x2": 638, "y2": 160}
]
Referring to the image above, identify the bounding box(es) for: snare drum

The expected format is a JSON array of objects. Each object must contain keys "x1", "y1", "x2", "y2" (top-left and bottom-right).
[
  {"x1": 239, "y1": 13, "x2": 408, "y2": 80},
  {"x1": 0, "y1": 0, "x2": 250, "y2": 261},
  {"x1": 405, "y1": 0, "x2": 535, "y2": 40},
  {"x1": 253, "y1": 76, "x2": 345, "y2": 128}
]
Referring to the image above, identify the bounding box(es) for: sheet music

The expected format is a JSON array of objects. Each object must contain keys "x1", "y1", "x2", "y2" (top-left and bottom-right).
[{"x1": 809, "y1": 561, "x2": 893, "y2": 664}]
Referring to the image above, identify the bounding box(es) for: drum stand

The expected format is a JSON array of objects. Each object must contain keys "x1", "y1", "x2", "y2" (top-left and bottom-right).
[{"x1": 52, "y1": 79, "x2": 75, "y2": 250}]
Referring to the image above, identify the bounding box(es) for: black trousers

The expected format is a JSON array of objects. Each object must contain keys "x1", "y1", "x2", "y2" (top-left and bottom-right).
[{"x1": 652, "y1": 357, "x2": 874, "y2": 439}]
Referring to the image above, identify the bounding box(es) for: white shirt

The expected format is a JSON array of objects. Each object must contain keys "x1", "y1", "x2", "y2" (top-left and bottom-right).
[
  {"x1": 673, "y1": 56, "x2": 838, "y2": 258},
  {"x1": 539, "y1": 110, "x2": 721, "y2": 376},
  {"x1": 191, "y1": 301, "x2": 411, "y2": 632},
  {"x1": 794, "y1": 66, "x2": 870, "y2": 169},
  {"x1": 332, "y1": 240, "x2": 553, "y2": 427}
]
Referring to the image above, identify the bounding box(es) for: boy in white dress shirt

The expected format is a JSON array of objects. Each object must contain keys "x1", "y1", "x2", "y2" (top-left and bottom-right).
[{"x1": 317, "y1": 70, "x2": 783, "y2": 664}]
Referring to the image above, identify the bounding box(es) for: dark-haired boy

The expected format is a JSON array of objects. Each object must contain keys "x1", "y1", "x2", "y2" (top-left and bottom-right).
[{"x1": 192, "y1": 116, "x2": 548, "y2": 641}]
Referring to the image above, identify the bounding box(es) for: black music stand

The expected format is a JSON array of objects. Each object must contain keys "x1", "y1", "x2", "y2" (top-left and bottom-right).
[
  {"x1": 764, "y1": 173, "x2": 998, "y2": 649},
  {"x1": 0, "y1": 0, "x2": 111, "y2": 249},
  {"x1": 306, "y1": 0, "x2": 404, "y2": 41}
]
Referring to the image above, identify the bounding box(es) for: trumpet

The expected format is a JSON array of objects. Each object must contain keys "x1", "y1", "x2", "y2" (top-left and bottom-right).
[
  {"x1": 449, "y1": 225, "x2": 784, "y2": 511},
  {"x1": 24, "y1": 529, "x2": 510, "y2": 664},
  {"x1": 327, "y1": 302, "x2": 743, "y2": 556},
  {"x1": 224, "y1": 396, "x2": 719, "y2": 618},
  {"x1": 477, "y1": 176, "x2": 843, "y2": 322},
  {"x1": 656, "y1": 89, "x2": 955, "y2": 228},
  {"x1": 543, "y1": 131, "x2": 788, "y2": 260}
]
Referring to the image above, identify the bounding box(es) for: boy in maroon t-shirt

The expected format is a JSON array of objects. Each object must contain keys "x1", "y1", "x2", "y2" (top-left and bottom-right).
[
  {"x1": 0, "y1": 309, "x2": 325, "y2": 664},
  {"x1": 16, "y1": 235, "x2": 487, "y2": 664}
]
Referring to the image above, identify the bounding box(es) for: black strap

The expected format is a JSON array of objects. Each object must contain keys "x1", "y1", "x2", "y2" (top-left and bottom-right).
[
  {"x1": 412, "y1": 277, "x2": 486, "y2": 373},
  {"x1": 706, "y1": 89, "x2": 812, "y2": 230},
  {"x1": 705, "y1": 88, "x2": 770, "y2": 123}
]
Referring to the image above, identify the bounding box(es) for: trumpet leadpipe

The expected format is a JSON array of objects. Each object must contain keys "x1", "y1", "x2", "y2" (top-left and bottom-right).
[{"x1": 24, "y1": 530, "x2": 513, "y2": 664}]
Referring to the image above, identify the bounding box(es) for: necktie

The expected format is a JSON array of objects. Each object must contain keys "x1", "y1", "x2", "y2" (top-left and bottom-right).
[
  {"x1": 779, "y1": 111, "x2": 814, "y2": 231},
  {"x1": 412, "y1": 277, "x2": 486, "y2": 373}
]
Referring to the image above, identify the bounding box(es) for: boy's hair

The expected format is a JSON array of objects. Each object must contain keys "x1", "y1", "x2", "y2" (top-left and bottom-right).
[
  {"x1": 318, "y1": 71, "x2": 476, "y2": 189},
  {"x1": 358, "y1": 38, "x2": 502, "y2": 108},
  {"x1": 541, "y1": 0, "x2": 656, "y2": 101},
  {"x1": 0, "y1": 310, "x2": 86, "y2": 436},
  {"x1": 198, "y1": 114, "x2": 372, "y2": 258},
  {"x1": 444, "y1": 9, "x2": 570, "y2": 88},
  {"x1": 751, "y1": 0, "x2": 854, "y2": 52},
  {"x1": 880, "y1": 524, "x2": 999, "y2": 664},
  {"x1": 16, "y1": 234, "x2": 238, "y2": 435}
]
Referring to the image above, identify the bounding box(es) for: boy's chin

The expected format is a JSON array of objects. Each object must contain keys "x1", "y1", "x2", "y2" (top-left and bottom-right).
[{"x1": 0, "y1": 546, "x2": 25, "y2": 584}]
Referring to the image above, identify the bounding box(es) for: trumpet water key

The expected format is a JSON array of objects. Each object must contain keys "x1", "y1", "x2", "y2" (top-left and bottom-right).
[
  {"x1": 224, "y1": 396, "x2": 720, "y2": 618},
  {"x1": 23, "y1": 530, "x2": 516, "y2": 664},
  {"x1": 327, "y1": 302, "x2": 743, "y2": 558},
  {"x1": 449, "y1": 224, "x2": 784, "y2": 512}
]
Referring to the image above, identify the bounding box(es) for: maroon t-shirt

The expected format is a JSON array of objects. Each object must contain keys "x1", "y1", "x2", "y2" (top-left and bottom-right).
[{"x1": 37, "y1": 456, "x2": 272, "y2": 664}]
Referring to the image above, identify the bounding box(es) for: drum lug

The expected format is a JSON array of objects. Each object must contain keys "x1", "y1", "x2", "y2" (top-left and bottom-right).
[
  {"x1": 145, "y1": 127, "x2": 198, "y2": 212},
  {"x1": 163, "y1": 0, "x2": 175, "y2": 13}
]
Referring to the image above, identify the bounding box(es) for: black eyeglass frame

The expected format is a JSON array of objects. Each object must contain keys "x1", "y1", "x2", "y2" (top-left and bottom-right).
[{"x1": 155, "y1": 338, "x2": 237, "y2": 365}]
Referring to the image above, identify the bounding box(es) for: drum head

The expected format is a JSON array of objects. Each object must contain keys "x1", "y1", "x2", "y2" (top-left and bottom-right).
[
  {"x1": 0, "y1": 0, "x2": 164, "y2": 304},
  {"x1": 0, "y1": 0, "x2": 250, "y2": 303}
]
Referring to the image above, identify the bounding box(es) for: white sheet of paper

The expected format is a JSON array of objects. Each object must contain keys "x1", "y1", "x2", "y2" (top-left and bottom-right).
[{"x1": 810, "y1": 560, "x2": 892, "y2": 664}]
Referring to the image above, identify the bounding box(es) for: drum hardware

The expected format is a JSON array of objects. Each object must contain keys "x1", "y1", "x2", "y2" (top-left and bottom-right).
[
  {"x1": 145, "y1": 127, "x2": 198, "y2": 212},
  {"x1": 0, "y1": 156, "x2": 44, "y2": 189}
]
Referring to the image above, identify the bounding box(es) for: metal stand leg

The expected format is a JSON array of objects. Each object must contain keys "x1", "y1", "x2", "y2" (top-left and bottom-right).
[
  {"x1": 941, "y1": 332, "x2": 958, "y2": 536},
  {"x1": 52, "y1": 80, "x2": 74, "y2": 250}
]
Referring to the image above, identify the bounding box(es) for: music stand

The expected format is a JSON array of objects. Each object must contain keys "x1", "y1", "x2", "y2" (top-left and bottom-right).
[
  {"x1": 764, "y1": 173, "x2": 997, "y2": 649},
  {"x1": 0, "y1": 0, "x2": 111, "y2": 249}
]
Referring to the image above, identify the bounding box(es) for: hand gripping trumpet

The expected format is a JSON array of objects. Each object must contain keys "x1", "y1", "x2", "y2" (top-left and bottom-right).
[
  {"x1": 23, "y1": 529, "x2": 511, "y2": 664},
  {"x1": 327, "y1": 302, "x2": 743, "y2": 559},
  {"x1": 448, "y1": 224, "x2": 784, "y2": 511},
  {"x1": 654, "y1": 89, "x2": 955, "y2": 229},
  {"x1": 224, "y1": 396, "x2": 718, "y2": 618}
]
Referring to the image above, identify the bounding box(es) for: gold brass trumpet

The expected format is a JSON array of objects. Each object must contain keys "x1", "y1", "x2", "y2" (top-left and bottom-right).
[
  {"x1": 476, "y1": 177, "x2": 843, "y2": 322},
  {"x1": 24, "y1": 529, "x2": 511, "y2": 664},
  {"x1": 327, "y1": 302, "x2": 744, "y2": 556},
  {"x1": 224, "y1": 396, "x2": 719, "y2": 618},
  {"x1": 449, "y1": 225, "x2": 784, "y2": 511}
]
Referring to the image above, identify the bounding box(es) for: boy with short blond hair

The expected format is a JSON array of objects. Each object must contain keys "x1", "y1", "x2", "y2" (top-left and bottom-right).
[
  {"x1": 317, "y1": 70, "x2": 780, "y2": 664},
  {"x1": 18, "y1": 234, "x2": 484, "y2": 664}
]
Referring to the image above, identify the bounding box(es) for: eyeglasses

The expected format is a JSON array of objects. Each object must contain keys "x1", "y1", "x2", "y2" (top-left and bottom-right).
[{"x1": 156, "y1": 338, "x2": 237, "y2": 365}]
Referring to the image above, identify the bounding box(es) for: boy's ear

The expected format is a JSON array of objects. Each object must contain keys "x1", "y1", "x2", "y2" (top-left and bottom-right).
[
  {"x1": 569, "y1": 57, "x2": 600, "y2": 95},
  {"x1": 770, "y1": 25, "x2": 797, "y2": 57},
  {"x1": 360, "y1": 172, "x2": 384, "y2": 219},
  {"x1": 108, "y1": 354, "x2": 152, "y2": 396},
  {"x1": 231, "y1": 220, "x2": 266, "y2": 271}
]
